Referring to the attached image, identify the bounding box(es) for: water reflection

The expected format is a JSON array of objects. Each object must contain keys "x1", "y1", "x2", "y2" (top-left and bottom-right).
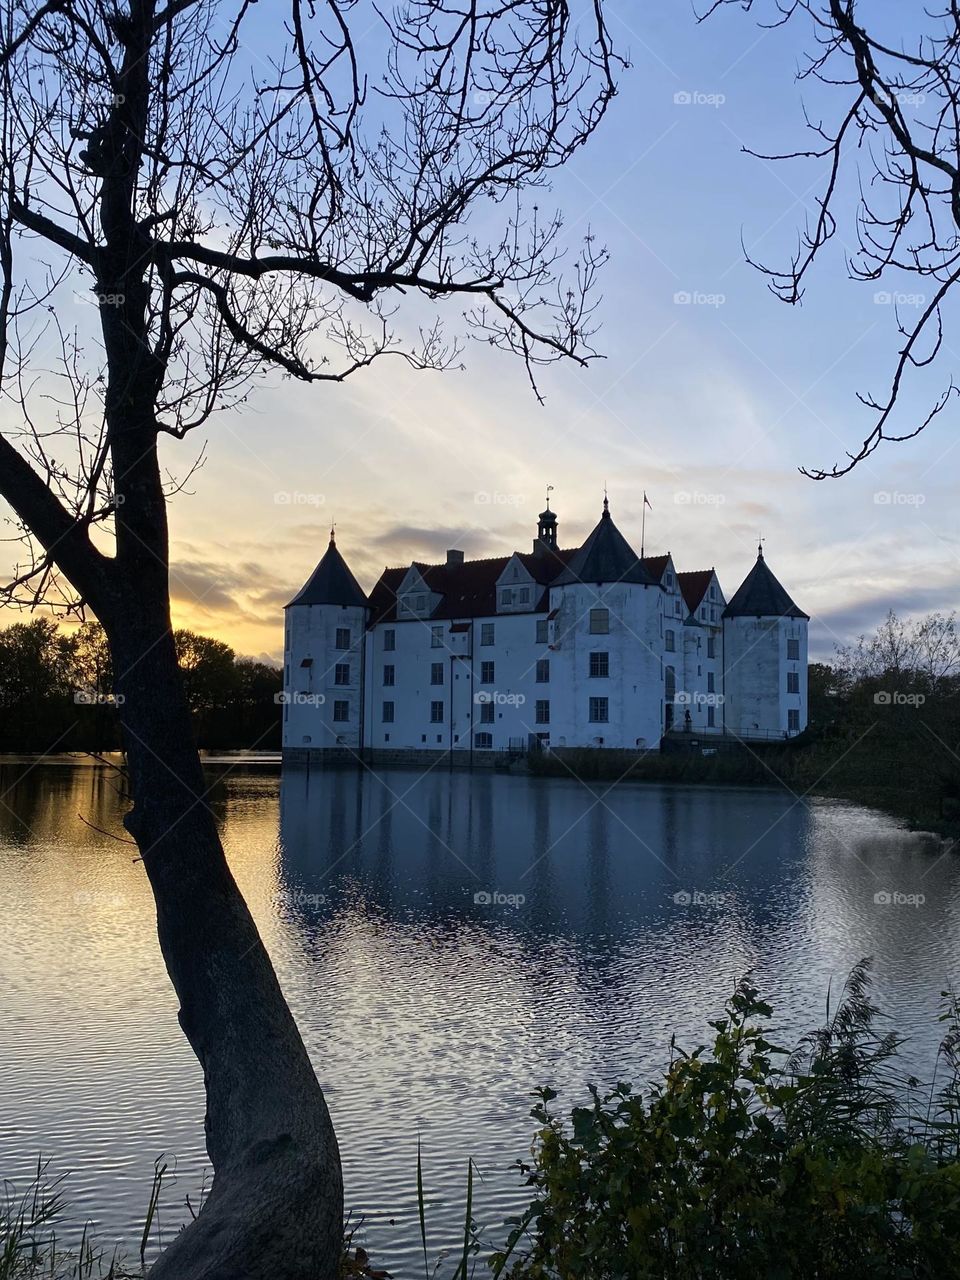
[{"x1": 0, "y1": 760, "x2": 955, "y2": 1273}]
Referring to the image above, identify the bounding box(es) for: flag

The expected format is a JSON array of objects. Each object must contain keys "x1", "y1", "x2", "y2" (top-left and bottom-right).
[{"x1": 643, "y1": 492, "x2": 652, "y2": 510}]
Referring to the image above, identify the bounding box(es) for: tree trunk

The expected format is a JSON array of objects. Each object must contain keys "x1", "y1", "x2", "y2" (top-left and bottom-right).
[{"x1": 107, "y1": 605, "x2": 343, "y2": 1279}]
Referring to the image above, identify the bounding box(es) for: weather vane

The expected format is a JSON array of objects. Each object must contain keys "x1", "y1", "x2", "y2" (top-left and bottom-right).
[{"x1": 545, "y1": 483, "x2": 554, "y2": 510}]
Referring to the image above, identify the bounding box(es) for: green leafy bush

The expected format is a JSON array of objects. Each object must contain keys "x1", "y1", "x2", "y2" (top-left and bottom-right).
[{"x1": 493, "y1": 962, "x2": 960, "y2": 1279}]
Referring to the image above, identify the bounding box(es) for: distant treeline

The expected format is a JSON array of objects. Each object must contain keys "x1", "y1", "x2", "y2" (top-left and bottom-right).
[
  {"x1": 0, "y1": 619, "x2": 281, "y2": 752},
  {"x1": 531, "y1": 610, "x2": 960, "y2": 834}
]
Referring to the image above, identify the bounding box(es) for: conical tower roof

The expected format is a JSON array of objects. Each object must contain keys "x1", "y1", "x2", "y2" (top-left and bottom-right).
[
  {"x1": 287, "y1": 533, "x2": 368, "y2": 608},
  {"x1": 554, "y1": 499, "x2": 655, "y2": 586},
  {"x1": 722, "y1": 546, "x2": 807, "y2": 620}
]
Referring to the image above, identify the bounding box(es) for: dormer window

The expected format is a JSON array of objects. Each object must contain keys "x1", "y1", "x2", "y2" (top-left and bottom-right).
[{"x1": 500, "y1": 588, "x2": 514, "y2": 606}]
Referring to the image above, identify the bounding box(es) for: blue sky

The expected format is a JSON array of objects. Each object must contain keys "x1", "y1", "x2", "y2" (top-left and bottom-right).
[{"x1": 7, "y1": 0, "x2": 955, "y2": 663}]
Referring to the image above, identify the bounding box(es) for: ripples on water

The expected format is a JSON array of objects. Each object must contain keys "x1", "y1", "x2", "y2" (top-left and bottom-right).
[{"x1": 0, "y1": 760, "x2": 955, "y2": 1273}]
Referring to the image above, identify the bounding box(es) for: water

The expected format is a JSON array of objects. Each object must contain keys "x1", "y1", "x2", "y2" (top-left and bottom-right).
[{"x1": 0, "y1": 758, "x2": 956, "y2": 1274}]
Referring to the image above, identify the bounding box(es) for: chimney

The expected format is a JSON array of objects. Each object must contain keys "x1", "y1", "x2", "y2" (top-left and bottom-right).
[{"x1": 446, "y1": 549, "x2": 464, "y2": 565}]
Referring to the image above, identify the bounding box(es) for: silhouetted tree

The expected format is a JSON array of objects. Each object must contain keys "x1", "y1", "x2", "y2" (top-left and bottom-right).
[
  {"x1": 712, "y1": 0, "x2": 960, "y2": 475},
  {"x1": 0, "y1": 3, "x2": 619, "y2": 1276}
]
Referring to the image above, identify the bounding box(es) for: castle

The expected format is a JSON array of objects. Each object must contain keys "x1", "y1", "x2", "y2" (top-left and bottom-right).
[{"x1": 282, "y1": 497, "x2": 809, "y2": 761}]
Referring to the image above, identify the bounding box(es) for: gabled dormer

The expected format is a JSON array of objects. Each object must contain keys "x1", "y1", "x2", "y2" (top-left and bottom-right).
[
  {"x1": 396, "y1": 563, "x2": 443, "y2": 619},
  {"x1": 642, "y1": 552, "x2": 682, "y2": 618},
  {"x1": 678, "y1": 568, "x2": 725, "y2": 626},
  {"x1": 496, "y1": 553, "x2": 538, "y2": 613}
]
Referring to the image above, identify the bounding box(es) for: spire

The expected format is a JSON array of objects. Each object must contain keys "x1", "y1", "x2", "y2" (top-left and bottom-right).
[
  {"x1": 602, "y1": 487, "x2": 610, "y2": 519},
  {"x1": 555, "y1": 501, "x2": 654, "y2": 586},
  {"x1": 286, "y1": 532, "x2": 368, "y2": 608},
  {"x1": 536, "y1": 489, "x2": 558, "y2": 552},
  {"x1": 757, "y1": 534, "x2": 764, "y2": 560},
  {"x1": 722, "y1": 551, "x2": 807, "y2": 620}
]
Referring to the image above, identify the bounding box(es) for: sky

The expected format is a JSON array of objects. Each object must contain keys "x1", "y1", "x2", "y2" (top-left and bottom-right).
[{"x1": 4, "y1": 0, "x2": 957, "y2": 666}]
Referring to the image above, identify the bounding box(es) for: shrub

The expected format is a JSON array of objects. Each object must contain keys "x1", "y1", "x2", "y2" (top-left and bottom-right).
[{"x1": 492, "y1": 962, "x2": 960, "y2": 1279}]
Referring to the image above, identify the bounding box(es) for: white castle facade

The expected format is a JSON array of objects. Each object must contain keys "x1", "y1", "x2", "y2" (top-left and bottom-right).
[{"x1": 282, "y1": 498, "x2": 809, "y2": 760}]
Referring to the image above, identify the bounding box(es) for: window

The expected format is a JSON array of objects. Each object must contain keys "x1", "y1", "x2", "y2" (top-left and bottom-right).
[
  {"x1": 383, "y1": 664, "x2": 395, "y2": 687},
  {"x1": 665, "y1": 629, "x2": 675, "y2": 652},
  {"x1": 382, "y1": 701, "x2": 394, "y2": 723},
  {"x1": 589, "y1": 608, "x2": 609, "y2": 634},
  {"x1": 335, "y1": 627, "x2": 350, "y2": 650},
  {"x1": 518, "y1": 587, "x2": 529, "y2": 603},
  {"x1": 431, "y1": 663, "x2": 444, "y2": 685},
  {"x1": 480, "y1": 661, "x2": 495, "y2": 683},
  {"x1": 383, "y1": 629, "x2": 396, "y2": 652},
  {"x1": 334, "y1": 663, "x2": 349, "y2": 685},
  {"x1": 707, "y1": 672, "x2": 715, "y2": 693},
  {"x1": 536, "y1": 619, "x2": 549, "y2": 644},
  {"x1": 788, "y1": 709, "x2": 801, "y2": 732},
  {"x1": 665, "y1": 572, "x2": 674, "y2": 588},
  {"x1": 589, "y1": 651, "x2": 609, "y2": 679},
  {"x1": 675, "y1": 600, "x2": 681, "y2": 616},
  {"x1": 474, "y1": 732, "x2": 493, "y2": 749},
  {"x1": 430, "y1": 701, "x2": 444, "y2": 723},
  {"x1": 535, "y1": 699, "x2": 550, "y2": 724},
  {"x1": 787, "y1": 638, "x2": 800, "y2": 661},
  {"x1": 480, "y1": 622, "x2": 495, "y2": 646},
  {"x1": 333, "y1": 700, "x2": 349, "y2": 722},
  {"x1": 431, "y1": 625, "x2": 444, "y2": 648},
  {"x1": 787, "y1": 671, "x2": 800, "y2": 694},
  {"x1": 707, "y1": 637, "x2": 715, "y2": 658},
  {"x1": 589, "y1": 696, "x2": 609, "y2": 723},
  {"x1": 500, "y1": 589, "x2": 513, "y2": 606},
  {"x1": 707, "y1": 705, "x2": 715, "y2": 728},
  {"x1": 480, "y1": 701, "x2": 495, "y2": 724},
  {"x1": 536, "y1": 658, "x2": 550, "y2": 683}
]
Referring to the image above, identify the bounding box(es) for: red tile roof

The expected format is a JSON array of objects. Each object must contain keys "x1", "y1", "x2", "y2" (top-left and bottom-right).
[
  {"x1": 368, "y1": 547, "x2": 578, "y2": 623},
  {"x1": 677, "y1": 569, "x2": 715, "y2": 614},
  {"x1": 641, "y1": 554, "x2": 670, "y2": 583}
]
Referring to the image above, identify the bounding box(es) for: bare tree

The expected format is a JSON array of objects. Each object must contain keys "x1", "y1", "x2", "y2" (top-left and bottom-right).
[
  {"x1": 0, "y1": 3, "x2": 619, "y2": 1276},
  {"x1": 708, "y1": 0, "x2": 960, "y2": 477}
]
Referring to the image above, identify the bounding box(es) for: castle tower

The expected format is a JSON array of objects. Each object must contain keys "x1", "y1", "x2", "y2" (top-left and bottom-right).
[
  {"x1": 549, "y1": 497, "x2": 663, "y2": 749},
  {"x1": 721, "y1": 543, "x2": 808, "y2": 739},
  {"x1": 535, "y1": 493, "x2": 558, "y2": 552},
  {"x1": 283, "y1": 530, "x2": 369, "y2": 754}
]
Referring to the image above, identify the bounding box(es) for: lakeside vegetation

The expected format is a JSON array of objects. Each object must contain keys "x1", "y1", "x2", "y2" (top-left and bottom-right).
[
  {"x1": 0, "y1": 620, "x2": 281, "y2": 753},
  {"x1": 6, "y1": 964, "x2": 960, "y2": 1280},
  {"x1": 2, "y1": 609, "x2": 960, "y2": 836},
  {"x1": 530, "y1": 611, "x2": 960, "y2": 837}
]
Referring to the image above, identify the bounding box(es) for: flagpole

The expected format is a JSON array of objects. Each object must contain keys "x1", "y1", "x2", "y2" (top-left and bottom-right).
[{"x1": 641, "y1": 491, "x2": 647, "y2": 558}]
